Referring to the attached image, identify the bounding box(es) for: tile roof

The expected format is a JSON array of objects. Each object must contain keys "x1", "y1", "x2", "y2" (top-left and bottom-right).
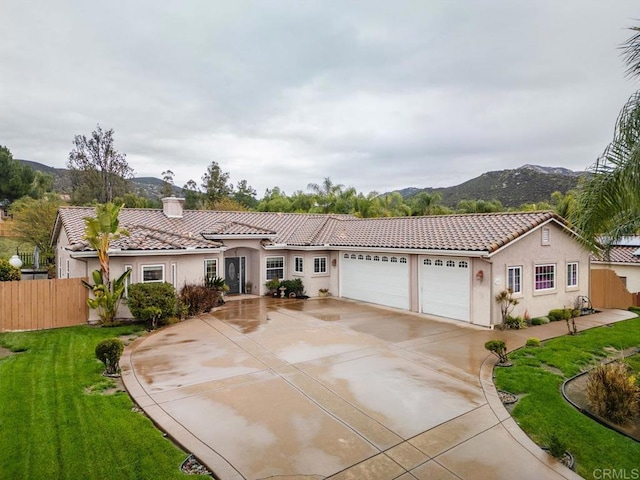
[
  {"x1": 54, "y1": 207, "x2": 564, "y2": 255},
  {"x1": 592, "y1": 246, "x2": 640, "y2": 264}
]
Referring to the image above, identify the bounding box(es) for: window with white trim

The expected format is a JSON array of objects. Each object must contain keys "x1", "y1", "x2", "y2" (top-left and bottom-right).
[
  {"x1": 534, "y1": 264, "x2": 555, "y2": 291},
  {"x1": 171, "y1": 263, "x2": 177, "y2": 287},
  {"x1": 294, "y1": 256, "x2": 304, "y2": 274},
  {"x1": 266, "y1": 256, "x2": 284, "y2": 280},
  {"x1": 423, "y1": 259, "x2": 431, "y2": 265},
  {"x1": 382, "y1": 256, "x2": 389, "y2": 262},
  {"x1": 391, "y1": 257, "x2": 398, "y2": 263},
  {"x1": 373, "y1": 255, "x2": 380, "y2": 261},
  {"x1": 142, "y1": 265, "x2": 165, "y2": 283},
  {"x1": 365, "y1": 255, "x2": 372, "y2": 261},
  {"x1": 435, "y1": 259, "x2": 443, "y2": 266},
  {"x1": 459, "y1": 261, "x2": 468, "y2": 268},
  {"x1": 343, "y1": 253, "x2": 349, "y2": 259},
  {"x1": 358, "y1": 254, "x2": 364, "y2": 260},
  {"x1": 399, "y1": 257, "x2": 407, "y2": 263},
  {"x1": 446, "y1": 260, "x2": 455, "y2": 267},
  {"x1": 567, "y1": 262, "x2": 578, "y2": 288},
  {"x1": 204, "y1": 259, "x2": 217, "y2": 282},
  {"x1": 313, "y1": 256, "x2": 327, "y2": 274},
  {"x1": 351, "y1": 254, "x2": 356, "y2": 259},
  {"x1": 507, "y1": 266, "x2": 522, "y2": 294}
]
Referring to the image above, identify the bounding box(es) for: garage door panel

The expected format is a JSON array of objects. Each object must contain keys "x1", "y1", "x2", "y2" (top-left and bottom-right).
[
  {"x1": 420, "y1": 257, "x2": 470, "y2": 322},
  {"x1": 341, "y1": 253, "x2": 409, "y2": 310}
]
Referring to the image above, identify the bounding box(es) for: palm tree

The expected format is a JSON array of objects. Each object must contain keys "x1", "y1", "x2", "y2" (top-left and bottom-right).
[
  {"x1": 411, "y1": 191, "x2": 442, "y2": 216},
  {"x1": 572, "y1": 24, "x2": 640, "y2": 249},
  {"x1": 307, "y1": 177, "x2": 344, "y2": 213}
]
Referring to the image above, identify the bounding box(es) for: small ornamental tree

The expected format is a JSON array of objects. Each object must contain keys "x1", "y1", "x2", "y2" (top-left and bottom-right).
[
  {"x1": 95, "y1": 338, "x2": 124, "y2": 375},
  {"x1": 484, "y1": 340, "x2": 509, "y2": 364},
  {"x1": 0, "y1": 259, "x2": 20, "y2": 281},
  {"x1": 495, "y1": 289, "x2": 519, "y2": 326}
]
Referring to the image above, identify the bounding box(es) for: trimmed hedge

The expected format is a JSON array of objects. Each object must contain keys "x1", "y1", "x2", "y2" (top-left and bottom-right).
[
  {"x1": 95, "y1": 338, "x2": 124, "y2": 375},
  {"x1": 127, "y1": 282, "x2": 177, "y2": 322}
]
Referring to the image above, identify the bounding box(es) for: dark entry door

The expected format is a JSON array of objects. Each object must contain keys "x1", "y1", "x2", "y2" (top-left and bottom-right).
[{"x1": 225, "y1": 257, "x2": 240, "y2": 294}]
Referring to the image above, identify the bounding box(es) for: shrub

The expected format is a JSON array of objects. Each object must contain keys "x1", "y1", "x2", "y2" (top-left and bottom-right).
[
  {"x1": 0, "y1": 259, "x2": 20, "y2": 281},
  {"x1": 628, "y1": 306, "x2": 640, "y2": 315},
  {"x1": 548, "y1": 308, "x2": 572, "y2": 322},
  {"x1": 546, "y1": 433, "x2": 567, "y2": 459},
  {"x1": 531, "y1": 316, "x2": 550, "y2": 326},
  {"x1": 485, "y1": 340, "x2": 508, "y2": 364},
  {"x1": 280, "y1": 278, "x2": 304, "y2": 296},
  {"x1": 525, "y1": 337, "x2": 541, "y2": 348},
  {"x1": 127, "y1": 282, "x2": 177, "y2": 323},
  {"x1": 265, "y1": 278, "x2": 280, "y2": 294},
  {"x1": 180, "y1": 284, "x2": 219, "y2": 316},
  {"x1": 505, "y1": 315, "x2": 527, "y2": 329},
  {"x1": 95, "y1": 338, "x2": 124, "y2": 375},
  {"x1": 586, "y1": 362, "x2": 640, "y2": 424},
  {"x1": 140, "y1": 306, "x2": 162, "y2": 330}
]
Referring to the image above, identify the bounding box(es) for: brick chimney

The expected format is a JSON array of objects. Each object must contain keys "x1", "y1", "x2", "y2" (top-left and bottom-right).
[{"x1": 162, "y1": 197, "x2": 185, "y2": 218}]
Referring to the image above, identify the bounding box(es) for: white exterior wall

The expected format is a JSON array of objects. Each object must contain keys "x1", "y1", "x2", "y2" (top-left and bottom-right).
[
  {"x1": 488, "y1": 222, "x2": 590, "y2": 325},
  {"x1": 287, "y1": 250, "x2": 333, "y2": 296},
  {"x1": 591, "y1": 263, "x2": 640, "y2": 294}
]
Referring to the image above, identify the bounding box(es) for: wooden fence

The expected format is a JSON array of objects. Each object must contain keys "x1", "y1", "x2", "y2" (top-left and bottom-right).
[
  {"x1": 0, "y1": 278, "x2": 88, "y2": 332},
  {"x1": 590, "y1": 268, "x2": 639, "y2": 310}
]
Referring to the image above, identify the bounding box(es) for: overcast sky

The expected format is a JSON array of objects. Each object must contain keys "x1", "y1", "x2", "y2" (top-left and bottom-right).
[{"x1": 2, "y1": 1, "x2": 639, "y2": 196}]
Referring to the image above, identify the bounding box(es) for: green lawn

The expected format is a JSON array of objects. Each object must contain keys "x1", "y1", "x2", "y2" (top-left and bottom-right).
[
  {"x1": 495, "y1": 317, "x2": 640, "y2": 479},
  {"x1": 0, "y1": 325, "x2": 192, "y2": 479}
]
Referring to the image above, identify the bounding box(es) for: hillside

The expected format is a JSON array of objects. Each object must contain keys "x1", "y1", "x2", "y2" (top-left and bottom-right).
[
  {"x1": 17, "y1": 160, "x2": 183, "y2": 199},
  {"x1": 399, "y1": 165, "x2": 585, "y2": 208}
]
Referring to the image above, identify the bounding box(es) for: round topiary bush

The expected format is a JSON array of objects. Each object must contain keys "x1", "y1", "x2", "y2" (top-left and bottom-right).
[
  {"x1": 127, "y1": 282, "x2": 177, "y2": 323},
  {"x1": 95, "y1": 338, "x2": 124, "y2": 375},
  {"x1": 525, "y1": 337, "x2": 541, "y2": 348},
  {"x1": 0, "y1": 258, "x2": 21, "y2": 282}
]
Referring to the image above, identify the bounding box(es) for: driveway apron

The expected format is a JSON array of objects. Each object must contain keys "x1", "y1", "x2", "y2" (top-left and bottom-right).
[{"x1": 121, "y1": 297, "x2": 633, "y2": 480}]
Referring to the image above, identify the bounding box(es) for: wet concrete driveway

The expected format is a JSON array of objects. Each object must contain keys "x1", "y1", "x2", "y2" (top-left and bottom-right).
[{"x1": 121, "y1": 297, "x2": 629, "y2": 479}]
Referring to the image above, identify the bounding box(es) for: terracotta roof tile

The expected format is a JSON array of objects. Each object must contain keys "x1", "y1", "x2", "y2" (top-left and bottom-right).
[
  {"x1": 593, "y1": 246, "x2": 640, "y2": 264},
  {"x1": 55, "y1": 207, "x2": 562, "y2": 254}
]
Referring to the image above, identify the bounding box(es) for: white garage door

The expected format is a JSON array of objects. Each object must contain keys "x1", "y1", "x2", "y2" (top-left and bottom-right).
[
  {"x1": 420, "y1": 257, "x2": 470, "y2": 322},
  {"x1": 340, "y1": 252, "x2": 410, "y2": 310}
]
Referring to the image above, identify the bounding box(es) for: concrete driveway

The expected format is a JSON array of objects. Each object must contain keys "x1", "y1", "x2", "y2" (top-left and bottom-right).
[{"x1": 121, "y1": 297, "x2": 633, "y2": 480}]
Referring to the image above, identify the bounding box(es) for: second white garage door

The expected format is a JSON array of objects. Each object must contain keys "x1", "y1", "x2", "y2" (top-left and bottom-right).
[
  {"x1": 340, "y1": 252, "x2": 409, "y2": 310},
  {"x1": 420, "y1": 257, "x2": 470, "y2": 322}
]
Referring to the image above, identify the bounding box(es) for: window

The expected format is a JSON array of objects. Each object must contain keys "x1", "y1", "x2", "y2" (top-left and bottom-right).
[
  {"x1": 399, "y1": 257, "x2": 407, "y2": 264},
  {"x1": 567, "y1": 262, "x2": 578, "y2": 288},
  {"x1": 171, "y1": 263, "x2": 177, "y2": 287},
  {"x1": 435, "y1": 259, "x2": 443, "y2": 266},
  {"x1": 391, "y1": 257, "x2": 398, "y2": 263},
  {"x1": 535, "y1": 264, "x2": 555, "y2": 291},
  {"x1": 294, "y1": 256, "x2": 304, "y2": 274},
  {"x1": 373, "y1": 255, "x2": 380, "y2": 261},
  {"x1": 446, "y1": 260, "x2": 455, "y2": 267},
  {"x1": 343, "y1": 253, "x2": 349, "y2": 259},
  {"x1": 423, "y1": 259, "x2": 431, "y2": 265},
  {"x1": 266, "y1": 256, "x2": 284, "y2": 280},
  {"x1": 459, "y1": 261, "x2": 468, "y2": 268},
  {"x1": 204, "y1": 259, "x2": 217, "y2": 281},
  {"x1": 381, "y1": 256, "x2": 389, "y2": 262},
  {"x1": 313, "y1": 257, "x2": 327, "y2": 274},
  {"x1": 507, "y1": 266, "x2": 522, "y2": 294},
  {"x1": 358, "y1": 254, "x2": 364, "y2": 260},
  {"x1": 142, "y1": 265, "x2": 165, "y2": 283},
  {"x1": 351, "y1": 254, "x2": 356, "y2": 259},
  {"x1": 365, "y1": 255, "x2": 372, "y2": 261}
]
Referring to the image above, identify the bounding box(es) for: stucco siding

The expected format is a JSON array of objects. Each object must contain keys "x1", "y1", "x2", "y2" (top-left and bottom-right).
[{"x1": 489, "y1": 222, "x2": 590, "y2": 324}]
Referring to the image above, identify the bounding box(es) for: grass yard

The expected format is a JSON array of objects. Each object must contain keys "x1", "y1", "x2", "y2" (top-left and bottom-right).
[
  {"x1": 0, "y1": 325, "x2": 192, "y2": 480},
  {"x1": 495, "y1": 316, "x2": 640, "y2": 479}
]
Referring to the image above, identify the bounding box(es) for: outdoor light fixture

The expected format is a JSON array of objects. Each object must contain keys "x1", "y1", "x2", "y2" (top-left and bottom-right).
[
  {"x1": 475, "y1": 270, "x2": 484, "y2": 281},
  {"x1": 8, "y1": 254, "x2": 23, "y2": 269}
]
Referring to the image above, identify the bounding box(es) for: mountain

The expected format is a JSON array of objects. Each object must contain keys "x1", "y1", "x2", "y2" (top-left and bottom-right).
[
  {"x1": 17, "y1": 160, "x2": 183, "y2": 199},
  {"x1": 398, "y1": 164, "x2": 586, "y2": 208}
]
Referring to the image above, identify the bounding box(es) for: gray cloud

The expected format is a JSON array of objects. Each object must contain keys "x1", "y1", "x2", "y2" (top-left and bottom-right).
[{"x1": 1, "y1": 1, "x2": 638, "y2": 196}]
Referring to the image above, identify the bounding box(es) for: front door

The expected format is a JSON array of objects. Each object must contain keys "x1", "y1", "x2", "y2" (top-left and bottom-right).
[{"x1": 225, "y1": 257, "x2": 241, "y2": 294}]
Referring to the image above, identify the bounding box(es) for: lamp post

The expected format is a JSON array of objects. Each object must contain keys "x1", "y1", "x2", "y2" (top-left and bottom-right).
[{"x1": 9, "y1": 254, "x2": 23, "y2": 269}]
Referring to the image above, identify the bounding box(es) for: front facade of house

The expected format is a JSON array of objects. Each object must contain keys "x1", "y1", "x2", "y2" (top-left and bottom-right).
[{"x1": 52, "y1": 198, "x2": 590, "y2": 327}]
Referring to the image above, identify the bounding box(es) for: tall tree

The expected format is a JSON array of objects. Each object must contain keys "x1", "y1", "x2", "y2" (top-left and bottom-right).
[
  {"x1": 161, "y1": 170, "x2": 175, "y2": 198},
  {"x1": 411, "y1": 191, "x2": 443, "y2": 216},
  {"x1": 307, "y1": 177, "x2": 345, "y2": 213},
  {"x1": 0, "y1": 146, "x2": 35, "y2": 203},
  {"x1": 67, "y1": 125, "x2": 134, "y2": 204},
  {"x1": 201, "y1": 161, "x2": 231, "y2": 208},
  {"x1": 9, "y1": 194, "x2": 63, "y2": 257},
  {"x1": 232, "y1": 179, "x2": 258, "y2": 209},
  {"x1": 183, "y1": 179, "x2": 202, "y2": 210},
  {"x1": 572, "y1": 25, "x2": 640, "y2": 248}
]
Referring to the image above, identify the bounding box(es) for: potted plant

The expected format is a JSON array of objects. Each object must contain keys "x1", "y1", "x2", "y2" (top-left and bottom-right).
[
  {"x1": 318, "y1": 288, "x2": 329, "y2": 297},
  {"x1": 265, "y1": 278, "x2": 280, "y2": 297}
]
